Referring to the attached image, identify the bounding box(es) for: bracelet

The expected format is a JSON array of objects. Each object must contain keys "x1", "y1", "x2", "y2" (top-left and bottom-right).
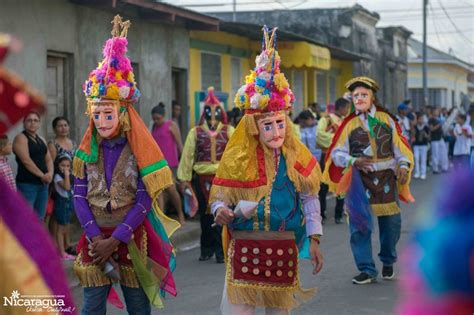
[{"x1": 309, "y1": 235, "x2": 320, "y2": 244}]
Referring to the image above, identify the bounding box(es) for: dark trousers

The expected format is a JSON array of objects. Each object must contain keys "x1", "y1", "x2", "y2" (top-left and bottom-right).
[
  {"x1": 319, "y1": 152, "x2": 344, "y2": 219},
  {"x1": 193, "y1": 175, "x2": 223, "y2": 259}
]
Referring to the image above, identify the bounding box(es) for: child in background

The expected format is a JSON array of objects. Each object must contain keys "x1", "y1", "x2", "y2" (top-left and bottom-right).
[
  {"x1": 0, "y1": 135, "x2": 15, "y2": 190},
  {"x1": 413, "y1": 113, "x2": 430, "y2": 180},
  {"x1": 299, "y1": 109, "x2": 322, "y2": 162},
  {"x1": 452, "y1": 113, "x2": 473, "y2": 170},
  {"x1": 52, "y1": 154, "x2": 75, "y2": 260}
]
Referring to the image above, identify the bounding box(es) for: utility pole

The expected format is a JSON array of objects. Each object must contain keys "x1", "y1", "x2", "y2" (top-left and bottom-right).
[
  {"x1": 422, "y1": 0, "x2": 428, "y2": 108},
  {"x1": 233, "y1": 0, "x2": 236, "y2": 22}
]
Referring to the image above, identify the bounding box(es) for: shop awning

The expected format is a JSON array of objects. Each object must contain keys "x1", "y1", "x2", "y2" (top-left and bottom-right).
[{"x1": 277, "y1": 41, "x2": 331, "y2": 70}]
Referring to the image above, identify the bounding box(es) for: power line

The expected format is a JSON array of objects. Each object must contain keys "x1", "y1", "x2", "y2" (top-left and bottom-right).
[
  {"x1": 377, "y1": 5, "x2": 472, "y2": 13},
  {"x1": 429, "y1": 2, "x2": 443, "y2": 49},
  {"x1": 414, "y1": 28, "x2": 474, "y2": 35},
  {"x1": 436, "y1": 0, "x2": 474, "y2": 45}
]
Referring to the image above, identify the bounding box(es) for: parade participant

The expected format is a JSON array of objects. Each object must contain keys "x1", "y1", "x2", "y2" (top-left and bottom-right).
[
  {"x1": 211, "y1": 26, "x2": 324, "y2": 314},
  {"x1": 322, "y1": 77, "x2": 414, "y2": 285},
  {"x1": 317, "y1": 97, "x2": 350, "y2": 224},
  {"x1": 178, "y1": 86, "x2": 234, "y2": 263},
  {"x1": 72, "y1": 15, "x2": 178, "y2": 314}
]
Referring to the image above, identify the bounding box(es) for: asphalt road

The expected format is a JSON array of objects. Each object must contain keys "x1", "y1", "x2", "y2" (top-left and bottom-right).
[{"x1": 73, "y1": 173, "x2": 441, "y2": 315}]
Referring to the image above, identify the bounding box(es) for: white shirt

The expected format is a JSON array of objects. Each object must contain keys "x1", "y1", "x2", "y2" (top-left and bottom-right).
[
  {"x1": 54, "y1": 174, "x2": 70, "y2": 198},
  {"x1": 396, "y1": 114, "x2": 411, "y2": 140},
  {"x1": 453, "y1": 122, "x2": 473, "y2": 156}
]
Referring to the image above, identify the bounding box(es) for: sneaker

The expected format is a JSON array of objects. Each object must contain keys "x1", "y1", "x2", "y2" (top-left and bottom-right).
[
  {"x1": 198, "y1": 254, "x2": 213, "y2": 261},
  {"x1": 420, "y1": 174, "x2": 426, "y2": 180},
  {"x1": 216, "y1": 256, "x2": 225, "y2": 264},
  {"x1": 382, "y1": 266, "x2": 394, "y2": 280},
  {"x1": 413, "y1": 174, "x2": 420, "y2": 179},
  {"x1": 335, "y1": 217, "x2": 343, "y2": 224},
  {"x1": 321, "y1": 216, "x2": 327, "y2": 225},
  {"x1": 352, "y1": 272, "x2": 376, "y2": 285}
]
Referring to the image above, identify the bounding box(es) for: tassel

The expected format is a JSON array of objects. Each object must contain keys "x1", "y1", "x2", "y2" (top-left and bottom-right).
[
  {"x1": 72, "y1": 158, "x2": 85, "y2": 179},
  {"x1": 107, "y1": 287, "x2": 125, "y2": 309},
  {"x1": 142, "y1": 167, "x2": 173, "y2": 199}
]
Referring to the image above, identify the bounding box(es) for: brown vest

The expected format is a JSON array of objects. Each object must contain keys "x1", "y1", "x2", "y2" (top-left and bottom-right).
[
  {"x1": 86, "y1": 143, "x2": 138, "y2": 227},
  {"x1": 195, "y1": 125, "x2": 229, "y2": 163}
]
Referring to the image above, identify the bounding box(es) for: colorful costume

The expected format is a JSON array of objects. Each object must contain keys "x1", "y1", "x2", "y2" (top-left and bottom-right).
[
  {"x1": 177, "y1": 87, "x2": 234, "y2": 262},
  {"x1": 0, "y1": 33, "x2": 74, "y2": 315},
  {"x1": 72, "y1": 16, "x2": 178, "y2": 312},
  {"x1": 210, "y1": 27, "x2": 323, "y2": 313},
  {"x1": 322, "y1": 77, "x2": 414, "y2": 282},
  {"x1": 316, "y1": 108, "x2": 346, "y2": 222}
]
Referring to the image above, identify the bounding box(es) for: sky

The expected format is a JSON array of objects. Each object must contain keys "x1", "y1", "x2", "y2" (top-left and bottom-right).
[{"x1": 162, "y1": 0, "x2": 474, "y2": 64}]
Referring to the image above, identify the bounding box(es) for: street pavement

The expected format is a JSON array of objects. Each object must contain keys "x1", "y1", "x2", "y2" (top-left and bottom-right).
[{"x1": 71, "y1": 172, "x2": 442, "y2": 315}]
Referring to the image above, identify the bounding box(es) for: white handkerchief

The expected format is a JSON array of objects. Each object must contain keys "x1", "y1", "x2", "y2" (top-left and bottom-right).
[{"x1": 234, "y1": 200, "x2": 259, "y2": 219}]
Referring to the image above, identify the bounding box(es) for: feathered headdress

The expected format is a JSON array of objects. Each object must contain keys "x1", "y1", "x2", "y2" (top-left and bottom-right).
[
  {"x1": 233, "y1": 26, "x2": 294, "y2": 113},
  {"x1": 73, "y1": 15, "x2": 173, "y2": 201}
]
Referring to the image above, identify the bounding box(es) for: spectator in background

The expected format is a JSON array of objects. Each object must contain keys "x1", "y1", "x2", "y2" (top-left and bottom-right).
[
  {"x1": 47, "y1": 116, "x2": 77, "y2": 257},
  {"x1": 151, "y1": 102, "x2": 186, "y2": 225},
  {"x1": 308, "y1": 102, "x2": 322, "y2": 120},
  {"x1": 47, "y1": 117, "x2": 76, "y2": 162},
  {"x1": 429, "y1": 107, "x2": 449, "y2": 173},
  {"x1": 469, "y1": 106, "x2": 474, "y2": 168},
  {"x1": 317, "y1": 97, "x2": 350, "y2": 224},
  {"x1": 227, "y1": 107, "x2": 243, "y2": 127},
  {"x1": 413, "y1": 113, "x2": 430, "y2": 180},
  {"x1": 299, "y1": 110, "x2": 322, "y2": 162},
  {"x1": 0, "y1": 134, "x2": 15, "y2": 191},
  {"x1": 452, "y1": 113, "x2": 472, "y2": 170},
  {"x1": 13, "y1": 111, "x2": 53, "y2": 220},
  {"x1": 52, "y1": 154, "x2": 75, "y2": 261},
  {"x1": 396, "y1": 102, "x2": 411, "y2": 141},
  {"x1": 172, "y1": 100, "x2": 182, "y2": 127}
]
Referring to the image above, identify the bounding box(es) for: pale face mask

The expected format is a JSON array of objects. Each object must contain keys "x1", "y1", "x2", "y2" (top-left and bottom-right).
[
  {"x1": 352, "y1": 86, "x2": 373, "y2": 113},
  {"x1": 256, "y1": 112, "x2": 286, "y2": 149},
  {"x1": 91, "y1": 104, "x2": 120, "y2": 139}
]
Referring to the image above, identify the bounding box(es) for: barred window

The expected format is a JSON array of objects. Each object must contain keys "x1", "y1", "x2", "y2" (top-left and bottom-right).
[{"x1": 201, "y1": 52, "x2": 221, "y2": 91}]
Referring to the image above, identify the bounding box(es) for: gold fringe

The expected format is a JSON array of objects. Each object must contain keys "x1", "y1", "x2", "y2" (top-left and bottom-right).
[
  {"x1": 227, "y1": 284, "x2": 316, "y2": 309},
  {"x1": 72, "y1": 157, "x2": 85, "y2": 179},
  {"x1": 371, "y1": 202, "x2": 400, "y2": 216},
  {"x1": 142, "y1": 166, "x2": 173, "y2": 199},
  {"x1": 74, "y1": 256, "x2": 141, "y2": 288}
]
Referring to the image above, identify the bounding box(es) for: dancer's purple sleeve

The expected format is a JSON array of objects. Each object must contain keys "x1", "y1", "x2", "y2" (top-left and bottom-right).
[
  {"x1": 74, "y1": 175, "x2": 101, "y2": 239},
  {"x1": 111, "y1": 177, "x2": 152, "y2": 244}
]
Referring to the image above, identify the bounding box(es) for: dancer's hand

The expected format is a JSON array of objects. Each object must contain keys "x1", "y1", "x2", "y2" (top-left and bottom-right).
[
  {"x1": 310, "y1": 240, "x2": 323, "y2": 275},
  {"x1": 397, "y1": 167, "x2": 408, "y2": 185},
  {"x1": 214, "y1": 207, "x2": 234, "y2": 226},
  {"x1": 92, "y1": 237, "x2": 120, "y2": 265},
  {"x1": 179, "y1": 181, "x2": 192, "y2": 194},
  {"x1": 354, "y1": 157, "x2": 373, "y2": 173}
]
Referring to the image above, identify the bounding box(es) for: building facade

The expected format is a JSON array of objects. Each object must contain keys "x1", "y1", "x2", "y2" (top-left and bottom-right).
[
  {"x1": 1, "y1": 0, "x2": 218, "y2": 141},
  {"x1": 407, "y1": 38, "x2": 473, "y2": 110},
  {"x1": 212, "y1": 4, "x2": 412, "y2": 113}
]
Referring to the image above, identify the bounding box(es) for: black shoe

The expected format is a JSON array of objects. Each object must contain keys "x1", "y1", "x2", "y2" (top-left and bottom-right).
[
  {"x1": 321, "y1": 217, "x2": 327, "y2": 225},
  {"x1": 382, "y1": 266, "x2": 394, "y2": 280},
  {"x1": 198, "y1": 254, "x2": 213, "y2": 261},
  {"x1": 216, "y1": 257, "x2": 225, "y2": 264},
  {"x1": 335, "y1": 217, "x2": 343, "y2": 224},
  {"x1": 352, "y1": 272, "x2": 376, "y2": 285}
]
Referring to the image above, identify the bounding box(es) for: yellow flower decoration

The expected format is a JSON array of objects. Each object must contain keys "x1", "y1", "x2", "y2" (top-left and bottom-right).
[
  {"x1": 90, "y1": 84, "x2": 99, "y2": 97},
  {"x1": 259, "y1": 95, "x2": 270, "y2": 108},
  {"x1": 254, "y1": 85, "x2": 264, "y2": 94},
  {"x1": 115, "y1": 72, "x2": 123, "y2": 81},
  {"x1": 274, "y1": 73, "x2": 289, "y2": 91},
  {"x1": 127, "y1": 71, "x2": 135, "y2": 82},
  {"x1": 106, "y1": 86, "x2": 119, "y2": 100},
  {"x1": 245, "y1": 71, "x2": 257, "y2": 84}
]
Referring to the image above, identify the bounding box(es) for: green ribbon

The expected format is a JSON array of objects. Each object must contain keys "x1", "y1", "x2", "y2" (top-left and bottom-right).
[
  {"x1": 127, "y1": 241, "x2": 164, "y2": 308},
  {"x1": 367, "y1": 114, "x2": 390, "y2": 138}
]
